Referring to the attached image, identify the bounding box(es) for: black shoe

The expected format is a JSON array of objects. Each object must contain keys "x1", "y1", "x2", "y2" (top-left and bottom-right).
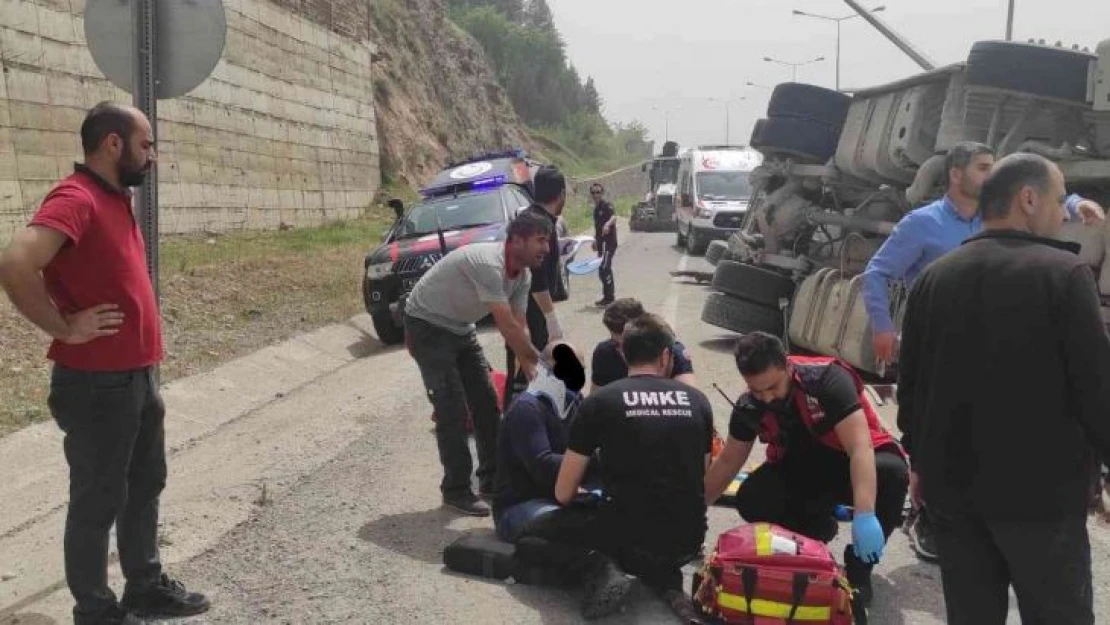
[
  {"x1": 660, "y1": 588, "x2": 705, "y2": 624},
  {"x1": 120, "y1": 574, "x2": 210, "y2": 618},
  {"x1": 580, "y1": 552, "x2": 634, "y2": 620},
  {"x1": 74, "y1": 603, "x2": 150, "y2": 625},
  {"x1": 595, "y1": 298, "x2": 614, "y2": 308},
  {"x1": 908, "y1": 511, "x2": 940, "y2": 563},
  {"x1": 443, "y1": 490, "x2": 491, "y2": 517},
  {"x1": 478, "y1": 479, "x2": 496, "y2": 501},
  {"x1": 843, "y1": 545, "x2": 873, "y2": 608}
]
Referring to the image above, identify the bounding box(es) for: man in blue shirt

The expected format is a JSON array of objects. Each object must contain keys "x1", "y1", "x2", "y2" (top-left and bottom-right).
[
  {"x1": 864, "y1": 142, "x2": 1104, "y2": 364},
  {"x1": 862, "y1": 141, "x2": 1105, "y2": 562}
]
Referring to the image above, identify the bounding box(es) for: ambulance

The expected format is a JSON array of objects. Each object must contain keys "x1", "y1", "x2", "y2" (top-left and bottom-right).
[{"x1": 673, "y1": 145, "x2": 763, "y2": 255}]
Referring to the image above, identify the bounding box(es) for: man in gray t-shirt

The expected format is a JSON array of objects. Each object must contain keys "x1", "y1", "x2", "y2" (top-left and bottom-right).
[{"x1": 404, "y1": 211, "x2": 551, "y2": 516}]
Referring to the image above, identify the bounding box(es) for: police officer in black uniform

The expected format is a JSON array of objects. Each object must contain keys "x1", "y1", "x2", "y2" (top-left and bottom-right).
[{"x1": 590, "y1": 182, "x2": 617, "y2": 306}]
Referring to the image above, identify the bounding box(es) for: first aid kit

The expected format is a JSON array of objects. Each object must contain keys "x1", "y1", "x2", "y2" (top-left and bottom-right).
[{"x1": 692, "y1": 523, "x2": 860, "y2": 624}]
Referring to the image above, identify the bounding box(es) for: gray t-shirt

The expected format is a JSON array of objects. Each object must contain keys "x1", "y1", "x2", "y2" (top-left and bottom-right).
[{"x1": 405, "y1": 242, "x2": 532, "y2": 335}]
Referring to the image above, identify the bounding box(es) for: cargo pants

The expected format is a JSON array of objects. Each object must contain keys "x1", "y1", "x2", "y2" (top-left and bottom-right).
[{"x1": 404, "y1": 313, "x2": 500, "y2": 496}]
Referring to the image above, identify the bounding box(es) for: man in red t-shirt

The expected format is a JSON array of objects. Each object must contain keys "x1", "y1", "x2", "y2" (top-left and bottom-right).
[{"x1": 0, "y1": 102, "x2": 209, "y2": 625}]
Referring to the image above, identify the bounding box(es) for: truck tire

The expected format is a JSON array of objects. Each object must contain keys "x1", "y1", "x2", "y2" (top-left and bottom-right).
[
  {"x1": 767, "y1": 83, "x2": 852, "y2": 129},
  {"x1": 706, "y1": 240, "x2": 729, "y2": 265},
  {"x1": 966, "y1": 40, "x2": 1096, "y2": 103},
  {"x1": 701, "y1": 292, "x2": 784, "y2": 336},
  {"x1": 712, "y1": 261, "x2": 797, "y2": 308},
  {"x1": 372, "y1": 309, "x2": 405, "y2": 345},
  {"x1": 757, "y1": 116, "x2": 840, "y2": 163},
  {"x1": 750, "y1": 118, "x2": 767, "y2": 148}
]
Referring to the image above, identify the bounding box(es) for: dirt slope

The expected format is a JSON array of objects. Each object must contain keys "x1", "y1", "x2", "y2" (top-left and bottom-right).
[{"x1": 368, "y1": 0, "x2": 539, "y2": 188}]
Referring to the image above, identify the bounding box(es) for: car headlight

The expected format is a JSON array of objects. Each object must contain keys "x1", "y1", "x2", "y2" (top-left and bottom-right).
[
  {"x1": 366, "y1": 262, "x2": 393, "y2": 280},
  {"x1": 696, "y1": 208, "x2": 713, "y2": 219}
]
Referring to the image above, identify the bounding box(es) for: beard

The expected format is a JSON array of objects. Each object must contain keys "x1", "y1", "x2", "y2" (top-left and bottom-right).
[{"x1": 118, "y1": 144, "x2": 150, "y2": 187}]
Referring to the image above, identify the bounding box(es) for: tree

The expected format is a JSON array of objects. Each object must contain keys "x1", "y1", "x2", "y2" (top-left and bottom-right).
[
  {"x1": 584, "y1": 77, "x2": 602, "y2": 115},
  {"x1": 524, "y1": 0, "x2": 554, "y2": 31}
]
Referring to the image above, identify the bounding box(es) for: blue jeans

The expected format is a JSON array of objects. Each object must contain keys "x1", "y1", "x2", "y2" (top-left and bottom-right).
[{"x1": 495, "y1": 499, "x2": 561, "y2": 542}]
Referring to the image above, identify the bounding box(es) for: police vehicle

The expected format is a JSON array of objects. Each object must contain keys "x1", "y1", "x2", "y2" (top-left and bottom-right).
[{"x1": 362, "y1": 150, "x2": 543, "y2": 344}]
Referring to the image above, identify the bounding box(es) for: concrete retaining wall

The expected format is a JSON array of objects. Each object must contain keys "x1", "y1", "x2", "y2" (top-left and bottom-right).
[{"x1": 0, "y1": 0, "x2": 380, "y2": 241}]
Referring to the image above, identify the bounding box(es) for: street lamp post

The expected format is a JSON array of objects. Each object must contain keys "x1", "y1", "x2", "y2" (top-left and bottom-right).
[
  {"x1": 792, "y1": 5, "x2": 885, "y2": 91},
  {"x1": 652, "y1": 105, "x2": 677, "y2": 142},
  {"x1": 1006, "y1": 0, "x2": 1015, "y2": 40},
  {"x1": 709, "y1": 97, "x2": 746, "y2": 144},
  {"x1": 763, "y1": 55, "x2": 826, "y2": 83}
]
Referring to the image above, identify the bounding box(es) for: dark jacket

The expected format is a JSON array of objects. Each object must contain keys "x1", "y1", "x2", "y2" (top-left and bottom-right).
[
  {"x1": 896, "y1": 229, "x2": 1110, "y2": 521},
  {"x1": 492, "y1": 391, "x2": 575, "y2": 515}
]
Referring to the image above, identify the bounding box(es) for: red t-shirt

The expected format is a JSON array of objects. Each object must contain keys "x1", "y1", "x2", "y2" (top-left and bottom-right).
[{"x1": 28, "y1": 165, "x2": 163, "y2": 371}]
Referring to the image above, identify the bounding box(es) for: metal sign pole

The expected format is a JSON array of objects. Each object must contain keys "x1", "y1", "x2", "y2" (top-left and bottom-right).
[{"x1": 133, "y1": 0, "x2": 160, "y2": 382}]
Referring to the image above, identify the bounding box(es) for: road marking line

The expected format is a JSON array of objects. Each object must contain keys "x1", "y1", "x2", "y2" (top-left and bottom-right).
[{"x1": 662, "y1": 253, "x2": 688, "y2": 326}]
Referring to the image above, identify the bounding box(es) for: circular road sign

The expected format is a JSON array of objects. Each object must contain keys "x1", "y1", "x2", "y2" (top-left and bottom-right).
[{"x1": 85, "y1": 0, "x2": 228, "y2": 100}]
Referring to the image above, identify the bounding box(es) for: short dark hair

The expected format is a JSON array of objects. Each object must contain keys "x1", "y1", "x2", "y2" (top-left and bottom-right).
[
  {"x1": 733, "y1": 331, "x2": 788, "y2": 376},
  {"x1": 533, "y1": 165, "x2": 566, "y2": 203},
  {"x1": 979, "y1": 153, "x2": 1055, "y2": 220},
  {"x1": 590, "y1": 182, "x2": 604, "y2": 193},
  {"x1": 945, "y1": 141, "x2": 994, "y2": 175},
  {"x1": 602, "y1": 298, "x2": 644, "y2": 334},
  {"x1": 506, "y1": 210, "x2": 552, "y2": 240},
  {"x1": 621, "y1": 313, "x2": 675, "y2": 366},
  {"x1": 80, "y1": 101, "x2": 135, "y2": 155}
]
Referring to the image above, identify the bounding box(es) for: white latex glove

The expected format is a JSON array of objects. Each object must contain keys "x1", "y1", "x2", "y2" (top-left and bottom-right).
[{"x1": 545, "y1": 310, "x2": 564, "y2": 340}]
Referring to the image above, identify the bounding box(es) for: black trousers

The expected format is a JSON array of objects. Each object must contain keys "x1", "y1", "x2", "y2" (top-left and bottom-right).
[
  {"x1": 734, "y1": 446, "x2": 908, "y2": 577},
  {"x1": 597, "y1": 244, "x2": 616, "y2": 301},
  {"x1": 516, "y1": 503, "x2": 704, "y2": 593},
  {"x1": 48, "y1": 364, "x2": 167, "y2": 618},
  {"x1": 929, "y1": 504, "x2": 1093, "y2": 625},
  {"x1": 405, "y1": 314, "x2": 500, "y2": 495}
]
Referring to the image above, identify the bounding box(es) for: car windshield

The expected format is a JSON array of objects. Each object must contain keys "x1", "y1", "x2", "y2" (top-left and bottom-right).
[
  {"x1": 395, "y1": 191, "x2": 506, "y2": 239},
  {"x1": 696, "y1": 171, "x2": 753, "y2": 201}
]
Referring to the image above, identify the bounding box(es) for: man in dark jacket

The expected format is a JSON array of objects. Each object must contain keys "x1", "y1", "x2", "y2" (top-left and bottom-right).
[
  {"x1": 492, "y1": 341, "x2": 588, "y2": 542},
  {"x1": 896, "y1": 152, "x2": 1110, "y2": 625}
]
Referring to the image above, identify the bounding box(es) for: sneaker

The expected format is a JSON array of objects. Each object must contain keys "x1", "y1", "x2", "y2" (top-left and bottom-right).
[
  {"x1": 120, "y1": 574, "x2": 210, "y2": 618},
  {"x1": 908, "y1": 511, "x2": 940, "y2": 563},
  {"x1": 660, "y1": 588, "x2": 705, "y2": 624},
  {"x1": 74, "y1": 603, "x2": 150, "y2": 625},
  {"x1": 580, "y1": 552, "x2": 634, "y2": 620},
  {"x1": 443, "y1": 490, "x2": 491, "y2": 517}
]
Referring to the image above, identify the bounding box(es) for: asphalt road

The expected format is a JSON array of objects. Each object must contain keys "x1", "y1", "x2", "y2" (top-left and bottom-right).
[{"x1": 3, "y1": 222, "x2": 1109, "y2": 624}]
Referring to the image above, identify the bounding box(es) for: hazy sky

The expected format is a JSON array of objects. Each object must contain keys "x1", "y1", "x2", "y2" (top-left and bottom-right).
[{"x1": 546, "y1": 0, "x2": 1110, "y2": 149}]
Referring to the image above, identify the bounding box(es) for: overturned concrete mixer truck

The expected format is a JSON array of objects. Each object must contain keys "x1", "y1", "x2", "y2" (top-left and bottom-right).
[{"x1": 702, "y1": 27, "x2": 1110, "y2": 381}]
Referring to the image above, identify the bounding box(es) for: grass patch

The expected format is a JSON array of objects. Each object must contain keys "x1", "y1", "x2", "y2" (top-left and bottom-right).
[
  {"x1": 0, "y1": 209, "x2": 395, "y2": 438},
  {"x1": 561, "y1": 195, "x2": 637, "y2": 235}
]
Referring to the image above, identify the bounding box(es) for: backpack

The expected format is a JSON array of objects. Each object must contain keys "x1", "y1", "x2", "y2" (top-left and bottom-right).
[{"x1": 691, "y1": 523, "x2": 860, "y2": 625}]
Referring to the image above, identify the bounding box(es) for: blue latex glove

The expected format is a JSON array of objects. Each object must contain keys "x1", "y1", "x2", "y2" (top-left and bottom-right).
[{"x1": 851, "y1": 511, "x2": 885, "y2": 564}]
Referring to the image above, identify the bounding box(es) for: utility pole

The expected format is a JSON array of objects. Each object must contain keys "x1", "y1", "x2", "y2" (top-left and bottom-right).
[{"x1": 1006, "y1": 0, "x2": 1015, "y2": 40}]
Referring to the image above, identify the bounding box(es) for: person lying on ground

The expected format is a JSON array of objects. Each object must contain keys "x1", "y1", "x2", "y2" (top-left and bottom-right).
[
  {"x1": 491, "y1": 341, "x2": 592, "y2": 543},
  {"x1": 510, "y1": 314, "x2": 713, "y2": 621},
  {"x1": 704, "y1": 331, "x2": 909, "y2": 608}
]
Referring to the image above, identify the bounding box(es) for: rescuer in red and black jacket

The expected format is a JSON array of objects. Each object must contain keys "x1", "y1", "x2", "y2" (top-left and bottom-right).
[{"x1": 704, "y1": 331, "x2": 909, "y2": 607}]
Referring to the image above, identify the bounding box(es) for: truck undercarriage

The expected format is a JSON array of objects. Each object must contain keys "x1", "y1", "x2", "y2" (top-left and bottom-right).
[{"x1": 701, "y1": 34, "x2": 1110, "y2": 380}]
